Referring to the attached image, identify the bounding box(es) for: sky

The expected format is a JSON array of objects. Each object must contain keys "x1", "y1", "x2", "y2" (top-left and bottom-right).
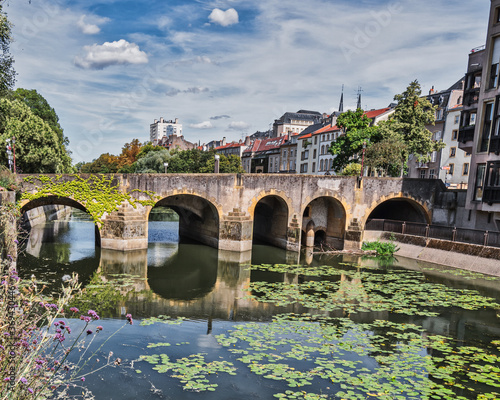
[{"x1": 4, "y1": 0, "x2": 491, "y2": 163}]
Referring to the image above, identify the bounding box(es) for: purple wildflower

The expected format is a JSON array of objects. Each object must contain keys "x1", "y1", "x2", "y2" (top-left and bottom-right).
[
  {"x1": 81, "y1": 377, "x2": 85, "y2": 382},
  {"x1": 20, "y1": 377, "x2": 27, "y2": 384},
  {"x1": 70, "y1": 307, "x2": 79, "y2": 313},
  {"x1": 27, "y1": 388, "x2": 33, "y2": 394},
  {"x1": 86, "y1": 330, "x2": 93, "y2": 335},
  {"x1": 126, "y1": 313, "x2": 133, "y2": 325}
]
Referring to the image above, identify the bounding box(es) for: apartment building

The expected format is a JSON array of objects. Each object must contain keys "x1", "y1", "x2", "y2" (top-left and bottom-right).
[
  {"x1": 458, "y1": 0, "x2": 500, "y2": 230},
  {"x1": 150, "y1": 117, "x2": 182, "y2": 144},
  {"x1": 272, "y1": 110, "x2": 322, "y2": 138}
]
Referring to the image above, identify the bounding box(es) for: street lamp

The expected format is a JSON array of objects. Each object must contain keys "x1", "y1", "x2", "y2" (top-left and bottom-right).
[
  {"x1": 360, "y1": 141, "x2": 367, "y2": 177},
  {"x1": 214, "y1": 154, "x2": 220, "y2": 174},
  {"x1": 163, "y1": 162, "x2": 168, "y2": 173}
]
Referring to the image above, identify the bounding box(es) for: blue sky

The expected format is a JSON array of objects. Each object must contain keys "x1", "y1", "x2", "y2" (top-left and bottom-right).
[{"x1": 5, "y1": 0, "x2": 491, "y2": 162}]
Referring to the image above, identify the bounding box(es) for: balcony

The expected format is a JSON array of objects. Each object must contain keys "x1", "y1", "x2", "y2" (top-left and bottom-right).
[
  {"x1": 483, "y1": 187, "x2": 500, "y2": 204},
  {"x1": 416, "y1": 162, "x2": 429, "y2": 169},
  {"x1": 463, "y1": 88, "x2": 480, "y2": 106}
]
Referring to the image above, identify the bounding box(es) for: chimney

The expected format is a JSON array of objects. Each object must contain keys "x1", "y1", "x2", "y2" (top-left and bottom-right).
[
  {"x1": 154, "y1": 119, "x2": 158, "y2": 124},
  {"x1": 160, "y1": 117, "x2": 164, "y2": 123},
  {"x1": 222, "y1": 137, "x2": 226, "y2": 146},
  {"x1": 175, "y1": 118, "x2": 179, "y2": 124},
  {"x1": 429, "y1": 86, "x2": 435, "y2": 95}
]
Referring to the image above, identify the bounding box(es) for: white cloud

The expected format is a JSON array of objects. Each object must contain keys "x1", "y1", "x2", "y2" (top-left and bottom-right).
[
  {"x1": 77, "y1": 14, "x2": 109, "y2": 35},
  {"x1": 74, "y1": 39, "x2": 148, "y2": 69},
  {"x1": 228, "y1": 121, "x2": 250, "y2": 131},
  {"x1": 189, "y1": 121, "x2": 214, "y2": 129},
  {"x1": 208, "y1": 8, "x2": 239, "y2": 27}
]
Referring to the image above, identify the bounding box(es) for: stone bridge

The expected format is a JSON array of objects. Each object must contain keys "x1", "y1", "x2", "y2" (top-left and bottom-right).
[{"x1": 18, "y1": 174, "x2": 443, "y2": 252}]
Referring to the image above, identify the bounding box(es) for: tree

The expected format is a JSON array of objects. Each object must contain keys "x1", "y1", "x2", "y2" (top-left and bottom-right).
[
  {"x1": 365, "y1": 134, "x2": 407, "y2": 177},
  {"x1": 117, "y1": 138, "x2": 142, "y2": 171},
  {"x1": 10, "y1": 89, "x2": 65, "y2": 142},
  {"x1": 200, "y1": 153, "x2": 244, "y2": 173},
  {"x1": 339, "y1": 162, "x2": 361, "y2": 176},
  {"x1": 79, "y1": 153, "x2": 120, "y2": 173},
  {"x1": 383, "y1": 80, "x2": 443, "y2": 168},
  {"x1": 134, "y1": 149, "x2": 171, "y2": 173},
  {"x1": 0, "y1": 3, "x2": 15, "y2": 96},
  {"x1": 0, "y1": 99, "x2": 72, "y2": 173},
  {"x1": 328, "y1": 109, "x2": 380, "y2": 171}
]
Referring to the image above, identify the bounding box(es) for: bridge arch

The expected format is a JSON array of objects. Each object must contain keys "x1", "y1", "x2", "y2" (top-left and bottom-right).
[
  {"x1": 152, "y1": 194, "x2": 220, "y2": 248},
  {"x1": 19, "y1": 196, "x2": 101, "y2": 246},
  {"x1": 250, "y1": 192, "x2": 290, "y2": 249},
  {"x1": 301, "y1": 195, "x2": 347, "y2": 249},
  {"x1": 363, "y1": 194, "x2": 431, "y2": 227}
]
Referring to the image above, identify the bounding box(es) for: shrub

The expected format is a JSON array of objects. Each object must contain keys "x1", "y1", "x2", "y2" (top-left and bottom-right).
[
  {"x1": 0, "y1": 167, "x2": 17, "y2": 192},
  {"x1": 361, "y1": 239, "x2": 399, "y2": 256}
]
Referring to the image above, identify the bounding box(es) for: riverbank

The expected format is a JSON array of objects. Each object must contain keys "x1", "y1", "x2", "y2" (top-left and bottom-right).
[{"x1": 364, "y1": 230, "x2": 500, "y2": 277}]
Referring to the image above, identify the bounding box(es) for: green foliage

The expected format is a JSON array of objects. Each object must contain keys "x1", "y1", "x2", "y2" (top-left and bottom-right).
[
  {"x1": 380, "y1": 80, "x2": 444, "y2": 168},
  {"x1": 339, "y1": 162, "x2": 361, "y2": 176},
  {"x1": 79, "y1": 153, "x2": 120, "y2": 174},
  {"x1": 365, "y1": 134, "x2": 408, "y2": 177},
  {"x1": 0, "y1": 165, "x2": 16, "y2": 190},
  {"x1": 134, "y1": 149, "x2": 171, "y2": 173},
  {"x1": 21, "y1": 174, "x2": 157, "y2": 224},
  {"x1": 0, "y1": 98, "x2": 72, "y2": 173},
  {"x1": 10, "y1": 88, "x2": 66, "y2": 145},
  {"x1": 136, "y1": 142, "x2": 164, "y2": 160},
  {"x1": 0, "y1": 4, "x2": 15, "y2": 96},
  {"x1": 328, "y1": 109, "x2": 380, "y2": 171},
  {"x1": 361, "y1": 239, "x2": 399, "y2": 256}
]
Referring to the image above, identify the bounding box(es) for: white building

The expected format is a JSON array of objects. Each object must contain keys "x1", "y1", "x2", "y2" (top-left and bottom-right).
[{"x1": 150, "y1": 117, "x2": 182, "y2": 144}]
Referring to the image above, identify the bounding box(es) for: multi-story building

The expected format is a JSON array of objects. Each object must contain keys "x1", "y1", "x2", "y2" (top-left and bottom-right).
[
  {"x1": 272, "y1": 110, "x2": 322, "y2": 138},
  {"x1": 150, "y1": 117, "x2": 182, "y2": 144},
  {"x1": 295, "y1": 122, "x2": 325, "y2": 175},
  {"x1": 242, "y1": 136, "x2": 287, "y2": 173},
  {"x1": 458, "y1": 0, "x2": 500, "y2": 230},
  {"x1": 279, "y1": 134, "x2": 299, "y2": 173},
  {"x1": 214, "y1": 137, "x2": 251, "y2": 158}
]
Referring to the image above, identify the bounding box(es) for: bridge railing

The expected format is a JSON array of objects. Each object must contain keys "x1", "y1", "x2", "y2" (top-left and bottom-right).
[{"x1": 365, "y1": 219, "x2": 500, "y2": 248}]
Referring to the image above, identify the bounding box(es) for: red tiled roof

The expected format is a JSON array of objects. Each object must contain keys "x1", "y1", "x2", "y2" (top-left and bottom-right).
[
  {"x1": 243, "y1": 139, "x2": 262, "y2": 154},
  {"x1": 215, "y1": 142, "x2": 244, "y2": 150},
  {"x1": 254, "y1": 136, "x2": 288, "y2": 152},
  {"x1": 364, "y1": 108, "x2": 391, "y2": 119},
  {"x1": 312, "y1": 124, "x2": 340, "y2": 135}
]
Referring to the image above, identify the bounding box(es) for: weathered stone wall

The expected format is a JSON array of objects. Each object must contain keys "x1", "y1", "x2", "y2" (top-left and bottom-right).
[{"x1": 364, "y1": 230, "x2": 500, "y2": 276}]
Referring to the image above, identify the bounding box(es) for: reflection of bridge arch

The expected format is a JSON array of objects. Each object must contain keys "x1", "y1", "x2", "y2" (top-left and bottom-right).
[
  {"x1": 19, "y1": 196, "x2": 100, "y2": 245},
  {"x1": 153, "y1": 194, "x2": 220, "y2": 248},
  {"x1": 364, "y1": 195, "x2": 431, "y2": 226},
  {"x1": 251, "y1": 194, "x2": 290, "y2": 249},
  {"x1": 301, "y1": 196, "x2": 347, "y2": 249}
]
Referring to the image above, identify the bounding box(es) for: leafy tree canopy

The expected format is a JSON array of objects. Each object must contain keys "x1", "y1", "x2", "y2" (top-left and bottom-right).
[
  {"x1": 0, "y1": 98, "x2": 72, "y2": 173},
  {"x1": 383, "y1": 80, "x2": 443, "y2": 163},
  {"x1": 0, "y1": 3, "x2": 15, "y2": 96},
  {"x1": 79, "y1": 153, "x2": 120, "y2": 174},
  {"x1": 328, "y1": 109, "x2": 380, "y2": 171}
]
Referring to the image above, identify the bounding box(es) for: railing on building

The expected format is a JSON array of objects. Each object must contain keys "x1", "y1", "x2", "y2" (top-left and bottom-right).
[
  {"x1": 365, "y1": 219, "x2": 500, "y2": 248},
  {"x1": 463, "y1": 89, "x2": 480, "y2": 106},
  {"x1": 470, "y1": 45, "x2": 486, "y2": 53}
]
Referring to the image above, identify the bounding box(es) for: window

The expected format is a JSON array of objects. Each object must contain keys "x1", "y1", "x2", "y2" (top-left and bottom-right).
[
  {"x1": 436, "y1": 109, "x2": 443, "y2": 120},
  {"x1": 465, "y1": 152, "x2": 471, "y2": 157},
  {"x1": 429, "y1": 169, "x2": 436, "y2": 179},
  {"x1": 475, "y1": 164, "x2": 486, "y2": 200},
  {"x1": 463, "y1": 163, "x2": 470, "y2": 176},
  {"x1": 420, "y1": 170, "x2": 426, "y2": 179},
  {"x1": 300, "y1": 163, "x2": 308, "y2": 173},
  {"x1": 314, "y1": 136, "x2": 318, "y2": 145},
  {"x1": 282, "y1": 161, "x2": 287, "y2": 170},
  {"x1": 480, "y1": 102, "x2": 494, "y2": 152},
  {"x1": 452, "y1": 130, "x2": 458, "y2": 140},
  {"x1": 290, "y1": 149, "x2": 294, "y2": 158},
  {"x1": 434, "y1": 131, "x2": 442, "y2": 140},
  {"x1": 301, "y1": 150, "x2": 309, "y2": 160},
  {"x1": 489, "y1": 37, "x2": 500, "y2": 88},
  {"x1": 320, "y1": 145, "x2": 324, "y2": 155},
  {"x1": 454, "y1": 116, "x2": 460, "y2": 125},
  {"x1": 320, "y1": 160, "x2": 324, "y2": 171},
  {"x1": 449, "y1": 163, "x2": 455, "y2": 176},
  {"x1": 431, "y1": 151, "x2": 437, "y2": 163},
  {"x1": 450, "y1": 147, "x2": 456, "y2": 157},
  {"x1": 313, "y1": 149, "x2": 317, "y2": 159},
  {"x1": 283, "y1": 149, "x2": 287, "y2": 158},
  {"x1": 312, "y1": 162, "x2": 316, "y2": 173},
  {"x1": 471, "y1": 112, "x2": 477, "y2": 125}
]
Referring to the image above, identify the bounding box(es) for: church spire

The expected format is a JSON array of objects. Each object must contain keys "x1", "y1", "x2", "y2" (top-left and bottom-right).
[
  {"x1": 338, "y1": 84, "x2": 344, "y2": 113},
  {"x1": 356, "y1": 86, "x2": 363, "y2": 110}
]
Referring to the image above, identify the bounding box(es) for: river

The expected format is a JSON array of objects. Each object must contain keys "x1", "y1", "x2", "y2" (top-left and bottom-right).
[{"x1": 16, "y1": 209, "x2": 500, "y2": 400}]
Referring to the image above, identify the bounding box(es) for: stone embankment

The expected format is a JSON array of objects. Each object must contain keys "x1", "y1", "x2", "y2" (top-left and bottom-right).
[{"x1": 364, "y1": 231, "x2": 500, "y2": 277}]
